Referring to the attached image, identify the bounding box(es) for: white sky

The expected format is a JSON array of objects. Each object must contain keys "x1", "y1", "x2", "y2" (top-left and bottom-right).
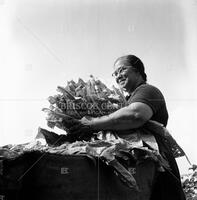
[{"x1": 0, "y1": 0, "x2": 197, "y2": 174}]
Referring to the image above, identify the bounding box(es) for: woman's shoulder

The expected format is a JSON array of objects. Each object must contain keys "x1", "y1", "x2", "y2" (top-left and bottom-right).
[{"x1": 134, "y1": 83, "x2": 164, "y2": 97}]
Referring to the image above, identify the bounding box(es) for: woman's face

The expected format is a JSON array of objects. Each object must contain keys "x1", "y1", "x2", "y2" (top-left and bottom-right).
[{"x1": 113, "y1": 60, "x2": 139, "y2": 93}]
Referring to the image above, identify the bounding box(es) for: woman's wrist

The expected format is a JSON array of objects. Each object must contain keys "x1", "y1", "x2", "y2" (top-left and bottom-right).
[
  {"x1": 88, "y1": 117, "x2": 100, "y2": 131},
  {"x1": 89, "y1": 115, "x2": 113, "y2": 131}
]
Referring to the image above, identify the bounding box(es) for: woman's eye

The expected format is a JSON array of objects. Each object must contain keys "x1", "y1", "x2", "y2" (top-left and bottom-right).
[{"x1": 119, "y1": 67, "x2": 126, "y2": 73}]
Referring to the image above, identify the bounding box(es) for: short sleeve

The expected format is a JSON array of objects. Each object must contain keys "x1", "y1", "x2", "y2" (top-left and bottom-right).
[{"x1": 128, "y1": 84, "x2": 165, "y2": 115}]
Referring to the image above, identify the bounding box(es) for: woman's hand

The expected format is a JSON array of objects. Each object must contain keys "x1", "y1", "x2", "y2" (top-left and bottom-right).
[{"x1": 69, "y1": 116, "x2": 95, "y2": 139}]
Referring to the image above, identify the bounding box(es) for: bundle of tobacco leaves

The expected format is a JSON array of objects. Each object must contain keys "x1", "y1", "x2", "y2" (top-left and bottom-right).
[
  {"x1": 182, "y1": 165, "x2": 197, "y2": 200},
  {"x1": 42, "y1": 75, "x2": 127, "y2": 134}
]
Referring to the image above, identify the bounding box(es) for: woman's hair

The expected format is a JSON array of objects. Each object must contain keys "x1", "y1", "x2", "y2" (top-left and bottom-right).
[{"x1": 114, "y1": 55, "x2": 147, "y2": 82}]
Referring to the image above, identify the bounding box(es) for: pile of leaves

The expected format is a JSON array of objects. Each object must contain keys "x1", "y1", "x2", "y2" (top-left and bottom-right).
[
  {"x1": 182, "y1": 165, "x2": 197, "y2": 200},
  {"x1": 42, "y1": 75, "x2": 126, "y2": 136},
  {"x1": 42, "y1": 75, "x2": 186, "y2": 158}
]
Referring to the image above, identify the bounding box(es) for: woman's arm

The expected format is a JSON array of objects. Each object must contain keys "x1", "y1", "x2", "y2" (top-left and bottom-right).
[{"x1": 90, "y1": 102, "x2": 153, "y2": 131}]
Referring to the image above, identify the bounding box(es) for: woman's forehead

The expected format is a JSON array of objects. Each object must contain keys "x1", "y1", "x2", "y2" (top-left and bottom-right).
[{"x1": 114, "y1": 59, "x2": 131, "y2": 70}]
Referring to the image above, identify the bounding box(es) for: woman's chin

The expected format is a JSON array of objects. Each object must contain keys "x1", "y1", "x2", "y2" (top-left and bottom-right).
[{"x1": 119, "y1": 82, "x2": 128, "y2": 91}]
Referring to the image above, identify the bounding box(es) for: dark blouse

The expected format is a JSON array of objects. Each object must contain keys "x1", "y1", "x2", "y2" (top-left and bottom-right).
[{"x1": 127, "y1": 83, "x2": 169, "y2": 127}]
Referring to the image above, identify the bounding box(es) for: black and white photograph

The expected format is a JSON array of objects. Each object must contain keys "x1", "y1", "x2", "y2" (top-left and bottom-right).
[{"x1": 0, "y1": 0, "x2": 197, "y2": 199}]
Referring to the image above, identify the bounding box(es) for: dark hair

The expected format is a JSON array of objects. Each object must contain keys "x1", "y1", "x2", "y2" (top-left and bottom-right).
[{"x1": 114, "y1": 55, "x2": 147, "y2": 81}]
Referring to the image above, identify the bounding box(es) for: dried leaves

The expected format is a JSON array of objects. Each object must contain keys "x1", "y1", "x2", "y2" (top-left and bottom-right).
[
  {"x1": 182, "y1": 165, "x2": 197, "y2": 200},
  {"x1": 43, "y1": 75, "x2": 126, "y2": 132}
]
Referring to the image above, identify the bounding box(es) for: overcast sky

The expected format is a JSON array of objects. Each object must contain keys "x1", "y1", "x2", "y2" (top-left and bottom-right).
[{"x1": 0, "y1": 0, "x2": 197, "y2": 173}]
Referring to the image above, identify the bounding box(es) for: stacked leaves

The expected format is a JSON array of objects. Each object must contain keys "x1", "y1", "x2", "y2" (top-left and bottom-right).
[
  {"x1": 42, "y1": 75, "x2": 126, "y2": 133},
  {"x1": 182, "y1": 165, "x2": 197, "y2": 200}
]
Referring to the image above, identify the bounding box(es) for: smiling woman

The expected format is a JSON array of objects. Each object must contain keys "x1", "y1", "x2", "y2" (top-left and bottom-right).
[
  {"x1": 112, "y1": 55, "x2": 147, "y2": 94},
  {"x1": 113, "y1": 55, "x2": 147, "y2": 80},
  {"x1": 67, "y1": 54, "x2": 185, "y2": 200}
]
